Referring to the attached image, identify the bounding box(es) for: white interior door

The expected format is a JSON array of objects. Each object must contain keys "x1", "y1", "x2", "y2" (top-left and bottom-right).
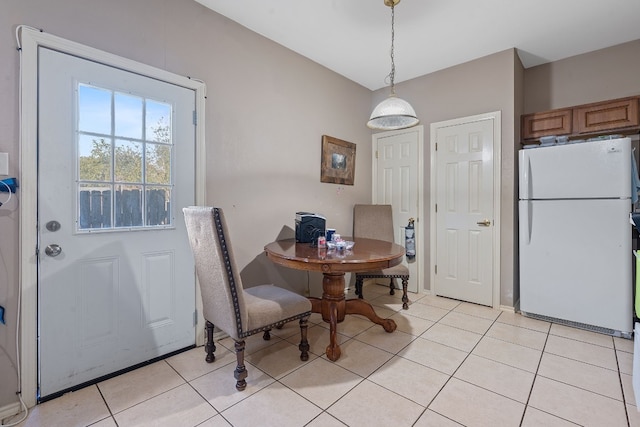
[
  {"x1": 38, "y1": 47, "x2": 196, "y2": 398},
  {"x1": 431, "y1": 114, "x2": 499, "y2": 307},
  {"x1": 373, "y1": 126, "x2": 424, "y2": 293}
]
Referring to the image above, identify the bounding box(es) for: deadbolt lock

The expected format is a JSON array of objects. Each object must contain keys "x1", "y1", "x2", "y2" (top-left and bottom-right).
[{"x1": 46, "y1": 220, "x2": 61, "y2": 232}]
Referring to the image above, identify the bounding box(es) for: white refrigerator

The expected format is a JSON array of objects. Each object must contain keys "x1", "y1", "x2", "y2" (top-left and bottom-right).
[{"x1": 519, "y1": 137, "x2": 633, "y2": 337}]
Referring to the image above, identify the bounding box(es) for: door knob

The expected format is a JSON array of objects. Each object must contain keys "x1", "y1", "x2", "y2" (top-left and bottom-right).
[
  {"x1": 45, "y1": 244, "x2": 62, "y2": 257},
  {"x1": 477, "y1": 219, "x2": 491, "y2": 227}
]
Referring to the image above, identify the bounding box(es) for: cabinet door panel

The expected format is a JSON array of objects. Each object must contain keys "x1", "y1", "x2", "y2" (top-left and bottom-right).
[
  {"x1": 574, "y1": 97, "x2": 639, "y2": 134},
  {"x1": 521, "y1": 109, "x2": 572, "y2": 141}
]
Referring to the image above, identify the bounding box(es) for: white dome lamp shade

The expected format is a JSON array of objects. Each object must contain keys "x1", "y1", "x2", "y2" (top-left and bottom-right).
[
  {"x1": 367, "y1": 0, "x2": 419, "y2": 131},
  {"x1": 368, "y1": 95, "x2": 419, "y2": 130}
]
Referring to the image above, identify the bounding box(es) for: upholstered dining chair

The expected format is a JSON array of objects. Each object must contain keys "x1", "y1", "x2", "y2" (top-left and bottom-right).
[
  {"x1": 353, "y1": 204, "x2": 410, "y2": 310},
  {"x1": 183, "y1": 206, "x2": 312, "y2": 391}
]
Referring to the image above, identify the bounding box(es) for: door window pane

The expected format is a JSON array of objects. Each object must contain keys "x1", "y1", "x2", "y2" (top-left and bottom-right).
[
  {"x1": 115, "y1": 184, "x2": 143, "y2": 227},
  {"x1": 146, "y1": 100, "x2": 171, "y2": 142},
  {"x1": 146, "y1": 143, "x2": 171, "y2": 184},
  {"x1": 146, "y1": 186, "x2": 171, "y2": 226},
  {"x1": 78, "y1": 183, "x2": 112, "y2": 229},
  {"x1": 78, "y1": 135, "x2": 112, "y2": 181},
  {"x1": 78, "y1": 84, "x2": 111, "y2": 135},
  {"x1": 114, "y1": 139, "x2": 142, "y2": 183},
  {"x1": 114, "y1": 93, "x2": 143, "y2": 139},
  {"x1": 76, "y1": 84, "x2": 174, "y2": 231}
]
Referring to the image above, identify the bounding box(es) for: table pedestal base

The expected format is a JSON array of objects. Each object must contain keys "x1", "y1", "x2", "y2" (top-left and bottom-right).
[{"x1": 309, "y1": 272, "x2": 397, "y2": 361}]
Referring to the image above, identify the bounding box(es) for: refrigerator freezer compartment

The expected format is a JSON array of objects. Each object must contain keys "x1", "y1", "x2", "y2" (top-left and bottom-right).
[{"x1": 519, "y1": 137, "x2": 631, "y2": 200}]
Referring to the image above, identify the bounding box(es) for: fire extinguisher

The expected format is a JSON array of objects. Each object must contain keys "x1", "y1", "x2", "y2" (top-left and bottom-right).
[{"x1": 405, "y1": 218, "x2": 416, "y2": 260}]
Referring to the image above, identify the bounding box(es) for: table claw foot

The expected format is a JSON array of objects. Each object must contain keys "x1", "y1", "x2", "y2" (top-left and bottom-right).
[
  {"x1": 382, "y1": 318, "x2": 397, "y2": 333},
  {"x1": 326, "y1": 344, "x2": 341, "y2": 361},
  {"x1": 345, "y1": 299, "x2": 397, "y2": 333}
]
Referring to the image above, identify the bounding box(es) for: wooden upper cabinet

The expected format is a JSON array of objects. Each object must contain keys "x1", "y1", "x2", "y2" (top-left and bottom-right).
[
  {"x1": 521, "y1": 109, "x2": 572, "y2": 141},
  {"x1": 521, "y1": 96, "x2": 640, "y2": 143},
  {"x1": 573, "y1": 97, "x2": 639, "y2": 134}
]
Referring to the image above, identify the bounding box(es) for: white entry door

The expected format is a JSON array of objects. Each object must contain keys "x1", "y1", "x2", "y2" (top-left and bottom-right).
[
  {"x1": 431, "y1": 113, "x2": 500, "y2": 307},
  {"x1": 38, "y1": 47, "x2": 196, "y2": 398},
  {"x1": 373, "y1": 126, "x2": 424, "y2": 294}
]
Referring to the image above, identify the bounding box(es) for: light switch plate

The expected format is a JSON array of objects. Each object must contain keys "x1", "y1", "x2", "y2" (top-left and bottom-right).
[{"x1": 0, "y1": 153, "x2": 8, "y2": 175}]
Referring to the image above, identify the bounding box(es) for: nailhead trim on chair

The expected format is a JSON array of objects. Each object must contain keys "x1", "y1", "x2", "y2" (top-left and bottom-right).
[
  {"x1": 213, "y1": 207, "x2": 311, "y2": 339},
  {"x1": 243, "y1": 314, "x2": 311, "y2": 337},
  {"x1": 213, "y1": 207, "x2": 245, "y2": 338},
  {"x1": 356, "y1": 273, "x2": 409, "y2": 280},
  {"x1": 355, "y1": 272, "x2": 410, "y2": 310}
]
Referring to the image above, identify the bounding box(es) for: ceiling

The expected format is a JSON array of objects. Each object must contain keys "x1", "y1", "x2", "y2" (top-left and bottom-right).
[{"x1": 196, "y1": 0, "x2": 640, "y2": 91}]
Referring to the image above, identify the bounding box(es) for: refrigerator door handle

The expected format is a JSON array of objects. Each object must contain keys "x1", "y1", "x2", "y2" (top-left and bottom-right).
[
  {"x1": 519, "y1": 151, "x2": 532, "y2": 200},
  {"x1": 521, "y1": 201, "x2": 532, "y2": 245}
]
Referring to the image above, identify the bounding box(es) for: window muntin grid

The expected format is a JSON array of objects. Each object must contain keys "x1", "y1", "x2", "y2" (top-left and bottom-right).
[{"x1": 77, "y1": 83, "x2": 173, "y2": 231}]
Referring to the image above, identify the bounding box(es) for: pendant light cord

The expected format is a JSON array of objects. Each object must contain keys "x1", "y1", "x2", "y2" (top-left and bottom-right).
[{"x1": 388, "y1": 4, "x2": 396, "y2": 95}]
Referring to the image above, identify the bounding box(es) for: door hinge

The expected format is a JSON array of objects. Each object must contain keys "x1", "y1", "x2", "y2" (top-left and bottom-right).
[
  {"x1": 435, "y1": 203, "x2": 437, "y2": 213},
  {"x1": 193, "y1": 309, "x2": 198, "y2": 326},
  {"x1": 435, "y1": 265, "x2": 437, "y2": 274},
  {"x1": 435, "y1": 142, "x2": 438, "y2": 151},
  {"x1": 375, "y1": 150, "x2": 379, "y2": 159},
  {"x1": 192, "y1": 110, "x2": 197, "y2": 126}
]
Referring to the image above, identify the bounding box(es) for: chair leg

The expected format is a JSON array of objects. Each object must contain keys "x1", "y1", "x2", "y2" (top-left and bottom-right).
[
  {"x1": 263, "y1": 329, "x2": 271, "y2": 340},
  {"x1": 298, "y1": 316, "x2": 310, "y2": 361},
  {"x1": 389, "y1": 278, "x2": 395, "y2": 295},
  {"x1": 204, "y1": 320, "x2": 216, "y2": 363},
  {"x1": 234, "y1": 340, "x2": 248, "y2": 391},
  {"x1": 401, "y1": 277, "x2": 409, "y2": 310},
  {"x1": 355, "y1": 276, "x2": 364, "y2": 299}
]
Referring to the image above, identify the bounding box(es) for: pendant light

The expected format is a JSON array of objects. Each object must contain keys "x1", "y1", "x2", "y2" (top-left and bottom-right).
[{"x1": 367, "y1": 0, "x2": 419, "y2": 131}]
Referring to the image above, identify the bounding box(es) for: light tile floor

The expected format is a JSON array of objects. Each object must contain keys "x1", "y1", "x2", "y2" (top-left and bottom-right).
[{"x1": 5, "y1": 283, "x2": 640, "y2": 427}]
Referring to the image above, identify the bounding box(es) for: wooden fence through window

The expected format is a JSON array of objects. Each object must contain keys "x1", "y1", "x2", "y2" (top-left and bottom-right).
[{"x1": 79, "y1": 188, "x2": 169, "y2": 229}]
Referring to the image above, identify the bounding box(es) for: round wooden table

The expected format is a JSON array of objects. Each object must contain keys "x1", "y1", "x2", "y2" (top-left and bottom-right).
[{"x1": 264, "y1": 237, "x2": 404, "y2": 361}]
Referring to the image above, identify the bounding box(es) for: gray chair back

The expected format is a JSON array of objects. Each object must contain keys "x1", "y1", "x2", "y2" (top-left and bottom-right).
[
  {"x1": 353, "y1": 204, "x2": 395, "y2": 242},
  {"x1": 183, "y1": 206, "x2": 247, "y2": 340}
]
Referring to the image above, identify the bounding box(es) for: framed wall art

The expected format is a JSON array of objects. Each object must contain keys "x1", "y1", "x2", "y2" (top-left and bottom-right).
[{"x1": 320, "y1": 135, "x2": 356, "y2": 185}]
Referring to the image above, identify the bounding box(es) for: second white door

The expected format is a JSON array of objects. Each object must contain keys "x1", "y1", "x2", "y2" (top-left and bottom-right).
[
  {"x1": 373, "y1": 126, "x2": 423, "y2": 294},
  {"x1": 431, "y1": 114, "x2": 500, "y2": 307}
]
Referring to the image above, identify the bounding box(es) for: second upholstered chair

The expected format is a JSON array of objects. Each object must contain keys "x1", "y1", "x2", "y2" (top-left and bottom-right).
[
  {"x1": 183, "y1": 206, "x2": 311, "y2": 391},
  {"x1": 353, "y1": 204, "x2": 410, "y2": 310}
]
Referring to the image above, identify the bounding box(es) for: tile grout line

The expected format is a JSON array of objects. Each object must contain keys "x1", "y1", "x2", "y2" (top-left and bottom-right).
[
  {"x1": 412, "y1": 304, "x2": 481, "y2": 426},
  {"x1": 163, "y1": 357, "x2": 227, "y2": 426},
  {"x1": 520, "y1": 323, "x2": 629, "y2": 426},
  {"x1": 613, "y1": 341, "x2": 632, "y2": 427},
  {"x1": 518, "y1": 321, "x2": 551, "y2": 426},
  {"x1": 303, "y1": 290, "x2": 446, "y2": 426},
  {"x1": 422, "y1": 309, "x2": 527, "y2": 425},
  {"x1": 407, "y1": 301, "x2": 502, "y2": 426},
  {"x1": 92, "y1": 383, "x2": 120, "y2": 427}
]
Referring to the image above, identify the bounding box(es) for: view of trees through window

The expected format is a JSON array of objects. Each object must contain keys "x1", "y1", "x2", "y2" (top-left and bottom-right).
[{"x1": 77, "y1": 84, "x2": 173, "y2": 230}]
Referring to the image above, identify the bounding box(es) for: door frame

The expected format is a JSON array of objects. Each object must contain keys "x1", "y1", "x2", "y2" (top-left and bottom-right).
[
  {"x1": 371, "y1": 125, "x2": 425, "y2": 293},
  {"x1": 429, "y1": 112, "x2": 501, "y2": 308},
  {"x1": 18, "y1": 27, "x2": 206, "y2": 407}
]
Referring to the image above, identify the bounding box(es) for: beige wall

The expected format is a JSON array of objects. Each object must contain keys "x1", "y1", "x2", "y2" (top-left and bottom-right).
[
  {"x1": 0, "y1": 0, "x2": 373, "y2": 408},
  {"x1": 377, "y1": 49, "x2": 521, "y2": 308},
  {"x1": 513, "y1": 53, "x2": 525, "y2": 306},
  {"x1": 2, "y1": 0, "x2": 640, "y2": 412},
  {"x1": 524, "y1": 39, "x2": 640, "y2": 113}
]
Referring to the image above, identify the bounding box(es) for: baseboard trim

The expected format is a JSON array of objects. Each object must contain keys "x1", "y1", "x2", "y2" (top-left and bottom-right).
[
  {"x1": 0, "y1": 401, "x2": 23, "y2": 423},
  {"x1": 499, "y1": 304, "x2": 516, "y2": 313}
]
